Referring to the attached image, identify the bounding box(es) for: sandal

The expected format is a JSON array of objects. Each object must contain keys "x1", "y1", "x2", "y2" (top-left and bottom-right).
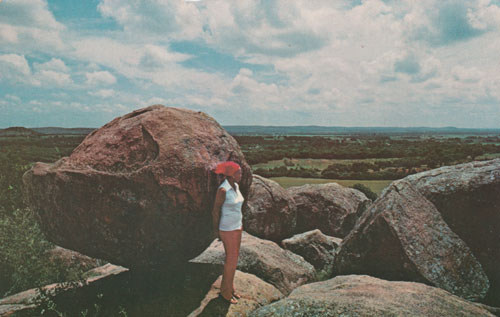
[
  {"x1": 219, "y1": 294, "x2": 238, "y2": 304},
  {"x1": 232, "y1": 291, "x2": 242, "y2": 299}
]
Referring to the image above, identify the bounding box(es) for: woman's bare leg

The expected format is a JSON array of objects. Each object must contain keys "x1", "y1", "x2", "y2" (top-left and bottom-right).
[
  {"x1": 219, "y1": 229, "x2": 240, "y2": 300},
  {"x1": 232, "y1": 228, "x2": 242, "y2": 296}
]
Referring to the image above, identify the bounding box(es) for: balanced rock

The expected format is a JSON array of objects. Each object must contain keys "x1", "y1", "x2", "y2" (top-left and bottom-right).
[
  {"x1": 22, "y1": 105, "x2": 252, "y2": 269},
  {"x1": 333, "y1": 180, "x2": 489, "y2": 302},
  {"x1": 287, "y1": 182, "x2": 371, "y2": 237},
  {"x1": 281, "y1": 229, "x2": 341, "y2": 271},
  {"x1": 242, "y1": 174, "x2": 297, "y2": 242},
  {"x1": 190, "y1": 231, "x2": 315, "y2": 295},
  {"x1": 249, "y1": 275, "x2": 495, "y2": 317},
  {"x1": 187, "y1": 270, "x2": 283, "y2": 317},
  {"x1": 404, "y1": 159, "x2": 500, "y2": 305}
]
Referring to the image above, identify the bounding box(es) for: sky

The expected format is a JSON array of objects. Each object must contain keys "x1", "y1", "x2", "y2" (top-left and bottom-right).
[{"x1": 0, "y1": 0, "x2": 500, "y2": 129}]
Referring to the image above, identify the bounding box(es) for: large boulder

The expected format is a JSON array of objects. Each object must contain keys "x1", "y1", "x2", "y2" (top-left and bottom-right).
[
  {"x1": 22, "y1": 105, "x2": 252, "y2": 269},
  {"x1": 242, "y1": 174, "x2": 297, "y2": 242},
  {"x1": 249, "y1": 275, "x2": 496, "y2": 317},
  {"x1": 190, "y1": 231, "x2": 316, "y2": 295},
  {"x1": 187, "y1": 270, "x2": 284, "y2": 317},
  {"x1": 404, "y1": 159, "x2": 500, "y2": 305},
  {"x1": 287, "y1": 182, "x2": 371, "y2": 237},
  {"x1": 333, "y1": 180, "x2": 489, "y2": 302},
  {"x1": 281, "y1": 229, "x2": 341, "y2": 271}
]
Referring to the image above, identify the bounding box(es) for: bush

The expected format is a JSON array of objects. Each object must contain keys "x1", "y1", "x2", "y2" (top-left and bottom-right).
[
  {"x1": 0, "y1": 162, "x2": 92, "y2": 298},
  {"x1": 1, "y1": 206, "x2": 49, "y2": 295},
  {"x1": 351, "y1": 183, "x2": 378, "y2": 202}
]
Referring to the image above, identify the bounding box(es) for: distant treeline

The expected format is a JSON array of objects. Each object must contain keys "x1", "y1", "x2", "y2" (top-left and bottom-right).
[
  {"x1": 224, "y1": 125, "x2": 500, "y2": 135},
  {"x1": 235, "y1": 135, "x2": 500, "y2": 164},
  {"x1": 236, "y1": 135, "x2": 500, "y2": 179}
]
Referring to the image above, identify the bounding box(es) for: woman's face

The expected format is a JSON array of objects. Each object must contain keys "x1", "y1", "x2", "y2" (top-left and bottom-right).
[{"x1": 232, "y1": 168, "x2": 242, "y2": 182}]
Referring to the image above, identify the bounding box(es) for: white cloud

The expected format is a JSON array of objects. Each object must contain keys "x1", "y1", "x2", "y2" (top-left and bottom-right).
[
  {"x1": 34, "y1": 58, "x2": 70, "y2": 73},
  {"x1": 35, "y1": 70, "x2": 72, "y2": 86},
  {"x1": 89, "y1": 89, "x2": 116, "y2": 98},
  {"x1": 0, "y1": 54, "x2": 73, "y2": 87},
  {"x1": 452, "y1": 65, "x2": 484, "y2": 83},
  {"x1": 85, "y1": 71, "x2": 117, "y2": 85},
  {"x1": 0, "y1": 24, "x2": 18, "y2": 43},
  {"x1": 5, "y1": 94, "x2": 21, "y2": 103},
  {"x1": 0, "y1": 0, "x2": 65, "y2": 52},
  {"x1": 72, "y1": 37, "x2": 208, "y2": 91},
  {"x1": 0, "y1": 53, "x2": 39, "y2": 85},
  {"x1": 144, "y1": 97, "x2": 167, "y2": 105},
  {"x1": 98, "y1": 0, "x2": 204, "y2": 40},
  {"x1": 139, "y1": 45, "x2": 191, "y2": 70},
  {"x1": 0, "y1": 54, "x2": 30, "y2": 76}
]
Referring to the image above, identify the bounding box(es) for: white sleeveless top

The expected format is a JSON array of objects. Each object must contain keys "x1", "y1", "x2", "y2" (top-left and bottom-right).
[{"x1": 218, "y1": 179, "x2": 244, "y2": 231}]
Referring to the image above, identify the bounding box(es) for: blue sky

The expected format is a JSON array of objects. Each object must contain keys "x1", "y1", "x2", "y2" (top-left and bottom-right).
[{"x1": 1, "y1": 0, "x2": 500, "y2": 128}]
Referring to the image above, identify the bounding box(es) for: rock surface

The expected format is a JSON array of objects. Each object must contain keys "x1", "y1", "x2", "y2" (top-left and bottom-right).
[
  {"x1": 0, "y1": 264, "x2": 128, "y2": 316},
  {"x1": 281, "y1": 229, "x2": 341, "y2": 271},
  {"x1": 287, "y1": 182, "x2": 371, "y2": 237},
  {"x1": 46, "y1": 246, "x2": 103, "y2": 272},
  {"x1": 333, "y1": 180, "x2": 489, "y2": 302},
  {"x1": 190, "y1": 231, "x2": 315, "y2": 295},
  {"x1": 187, "y1": 270, "x2": 283, "y2": 317},
  {"x1": 242, "y1": 175, "x2": 297, "y2": 242},
  {"x1": 249, "y1": 275, "x2": 496, "y2": 317},
  {"x1": 404, "y1": 159, "x2": 500, "y2": 305},
  {"x1": 22, "y1": 105, "x2": 252, "y2": 269}
]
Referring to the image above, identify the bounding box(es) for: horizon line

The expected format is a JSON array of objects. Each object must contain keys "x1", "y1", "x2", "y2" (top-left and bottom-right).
[{"x1": 2, "y1": 125, "x2": 499, "y2": 130}]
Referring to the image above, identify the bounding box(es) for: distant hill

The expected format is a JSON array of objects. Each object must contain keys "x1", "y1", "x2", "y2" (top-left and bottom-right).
[
  {"x1": 1, "y1": 125, "x2": 499, "y2": 136},
  {"x1": 30, "y1": 127, "x2": 96, "y2": 135},
  {"x1": 0, "y1": 127, "x2": 42, "y2": 136},
  {"x1": 222, "y1": 125, "x2": 500, "y2": 135}
]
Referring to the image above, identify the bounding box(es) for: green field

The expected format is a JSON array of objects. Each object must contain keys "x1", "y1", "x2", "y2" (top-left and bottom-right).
[
  {"x1": 477, "y1": 152, "x2": 500, "y2": 159},
  {"x1": 268, "y1": 176, "x2": 392, "y2": 194},
  {"x1": 252, "y1": 157, "x2": 400, "y2": 170}
]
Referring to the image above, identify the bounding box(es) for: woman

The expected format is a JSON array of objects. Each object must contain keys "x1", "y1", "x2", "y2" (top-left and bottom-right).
[{"x1": 212, "y1": 161, "x2": 244, "y2": 304}]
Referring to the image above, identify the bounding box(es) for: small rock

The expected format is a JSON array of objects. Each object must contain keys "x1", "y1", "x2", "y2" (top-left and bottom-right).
[{"x1": 281, "y1": 229, "x2": 341, "y2": 271}]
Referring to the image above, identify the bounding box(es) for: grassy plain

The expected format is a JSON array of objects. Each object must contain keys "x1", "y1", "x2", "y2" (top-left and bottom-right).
[
  {"x1": 268, "y1": 176, "x2": 392, "y2": 194},
  {"x1": 252, "y1": 157, "x2": 401, "y2": 170}
]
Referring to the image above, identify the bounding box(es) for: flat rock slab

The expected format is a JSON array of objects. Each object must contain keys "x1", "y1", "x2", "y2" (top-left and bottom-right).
[
  {"x1": 0, "y1": 263, "x2": 128, "y2": 316},
  {"x1": 22, "y1": 105, "x2": 252, "y2": 269},
  {"x1": 190, "y1": 231, "x2": 315, "y2": 295},
  {"x1": 333, "y1": 180, "x2": 489, "y2": 302},
  {"x1": 249, "y1": 275, "x2": 496, "y2": 317},
  {"x1": 287, "y1": 182, "x2": 371, "y2": 237},
  {"x1": 187, "y1": 270, "x2": 283, "y2": 317}
]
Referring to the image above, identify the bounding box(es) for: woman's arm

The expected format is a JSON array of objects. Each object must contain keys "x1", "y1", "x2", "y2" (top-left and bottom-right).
[{"x1": 211, "y1": 188, "x2": 226, "y2": 239}]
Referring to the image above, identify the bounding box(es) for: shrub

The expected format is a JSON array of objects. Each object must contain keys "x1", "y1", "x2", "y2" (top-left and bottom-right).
[{"x1": 351, "y1": 183, "x2": 378, "y2": 202}]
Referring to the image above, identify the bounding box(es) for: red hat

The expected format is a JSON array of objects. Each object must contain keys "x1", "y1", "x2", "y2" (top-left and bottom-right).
[{"x1": 214, "y1": 161, "x2": 241, "y2": 177}]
